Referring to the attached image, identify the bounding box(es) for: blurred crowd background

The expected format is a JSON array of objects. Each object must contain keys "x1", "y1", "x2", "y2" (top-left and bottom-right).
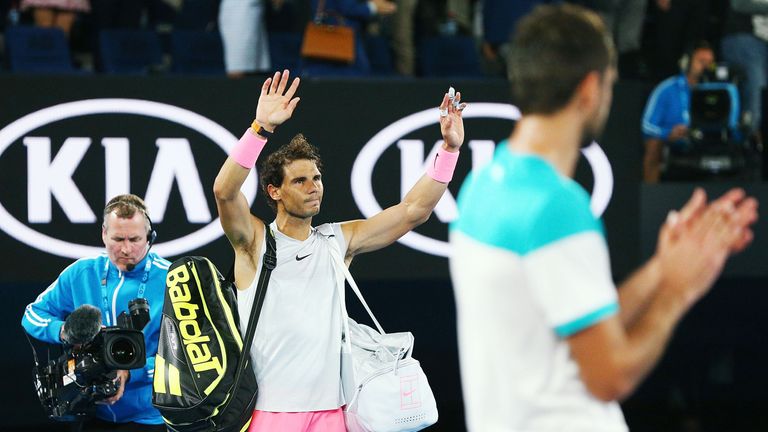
[{"x1": 0, "y1": 0, "x2": 737, "y2": 81}]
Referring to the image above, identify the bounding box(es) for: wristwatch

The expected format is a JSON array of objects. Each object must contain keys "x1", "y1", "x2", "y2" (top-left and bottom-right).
[{"x1": 251, "y1": 121, "x2": 274, "y2": 139}]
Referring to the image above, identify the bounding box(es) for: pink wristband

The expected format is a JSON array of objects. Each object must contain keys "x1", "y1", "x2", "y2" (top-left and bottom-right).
[
  {"x1": 426, "y1": 147, "x2": 460, "y2": 183},
  {"x1": 230, "y1": 129, "x2": 267, "y2": 168}
]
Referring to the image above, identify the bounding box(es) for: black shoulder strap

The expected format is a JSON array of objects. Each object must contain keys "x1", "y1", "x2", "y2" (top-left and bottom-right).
[
  {"x1": 225, "y1": 262, "x2": 235, "y2": 284},
  {"x1": 230, "y1": 225, "x2": 277, "y2": 389}
]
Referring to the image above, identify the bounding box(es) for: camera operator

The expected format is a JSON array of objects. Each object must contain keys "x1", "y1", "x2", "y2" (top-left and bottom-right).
[
  {"x1": 21, "y1": 194, "x2": 169, "y2": 431},
  {"x1": 641, "y1": 40, "x2": 715, "y2": 182}
]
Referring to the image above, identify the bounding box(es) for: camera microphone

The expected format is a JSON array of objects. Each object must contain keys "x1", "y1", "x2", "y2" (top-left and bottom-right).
[{"x1": 62, "y1": 305, "x2": 102, "y2": 345}]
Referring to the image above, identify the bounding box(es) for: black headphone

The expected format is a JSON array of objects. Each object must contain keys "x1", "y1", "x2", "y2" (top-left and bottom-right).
[{"x1": 145, "y1": 213, "x2": 158, "y2": 247}]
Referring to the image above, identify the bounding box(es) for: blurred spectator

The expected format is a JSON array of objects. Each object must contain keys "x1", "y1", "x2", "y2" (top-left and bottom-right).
[
  {"x1": 721, "y1": 0, "x2": 768, "y2": 138},
  {"x1": 392, "y1": 0, "x2": 418, "y2": 75},
  {"x1": 20, "y1": 0, "x2": 90, "y2": 36},
  {"x1": 651, "y1": 0, "x2": 711, "y2": 81},
  {"x1": 567, "y1": 0, "x2": 647, "y2": 77},
  {"x1": 416, "y1": 0, "x2": 476, "y2": 37},
  {"x1": 446, "y1": 0, "x2": 473, "y2": 31},
  {"x1": 303, "y1": 0, "x2": 396, "y2": 77},
  {"x1": 603, "y1": 0, "x2": 648, "y2": 55},
  {"x1": 219, "y1": 0, "x2": 270, "y2": 78},
  {"x1": 641, "y1": 41, "x2": 715, "y2": 182}
]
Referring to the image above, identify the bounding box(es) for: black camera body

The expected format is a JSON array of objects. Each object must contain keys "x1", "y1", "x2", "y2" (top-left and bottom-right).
[{"x1": 33, "y1": 299, "x2": 150, "y2": 421}]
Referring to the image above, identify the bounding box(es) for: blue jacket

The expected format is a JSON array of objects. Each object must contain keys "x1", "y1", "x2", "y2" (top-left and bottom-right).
[
  {"x1": 22, "y1": 251, "x2": 170, "y2": 425},
  {"x1": 641, "y1": 74, "x2": 691, "y2": 150}
]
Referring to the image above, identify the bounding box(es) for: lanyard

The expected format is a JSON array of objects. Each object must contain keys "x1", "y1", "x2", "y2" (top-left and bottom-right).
[
  {"x1": 100, "y1": 256, "x2": 152, "y2": 326},
  {"x1": 137, "y1": 257, "x2": 151, "y2": 299}
]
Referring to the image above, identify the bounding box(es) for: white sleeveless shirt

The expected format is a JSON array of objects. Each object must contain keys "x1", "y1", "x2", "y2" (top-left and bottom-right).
[{"x1": 237, "y1": 221, "x2": 347, "y2": 412}]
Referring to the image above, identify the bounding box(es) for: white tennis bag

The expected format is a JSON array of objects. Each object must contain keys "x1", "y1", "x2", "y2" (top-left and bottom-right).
[{"x1": 326, "y1": 237, "x2": 438, "y2": 432}]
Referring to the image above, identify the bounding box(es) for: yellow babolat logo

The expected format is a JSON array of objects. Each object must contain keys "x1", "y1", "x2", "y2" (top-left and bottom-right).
[
  {"x1": 166, "y1": 265, "x2": 224, "y2": 376},
  {"x1": 154, "y1": 355, "x2": 182, "y2": 396}
]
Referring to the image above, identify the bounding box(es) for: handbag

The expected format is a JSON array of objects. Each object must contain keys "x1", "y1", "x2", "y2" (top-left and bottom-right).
[
  {"x1": 300, "y1": 0, "x2": 355, "y2": 63},
  {"x1": 325, "y1": 237, "x2": 438, "y2": 432}
]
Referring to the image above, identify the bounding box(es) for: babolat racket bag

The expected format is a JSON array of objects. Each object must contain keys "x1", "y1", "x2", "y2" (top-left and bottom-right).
[{"x1": 152, "y1": 231, "x2": 275, "y2": 432}]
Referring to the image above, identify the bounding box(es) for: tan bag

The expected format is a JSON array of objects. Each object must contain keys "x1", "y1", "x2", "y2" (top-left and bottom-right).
[{"x1": 300, "y1": 0, "x2": 355, "y2": 64}]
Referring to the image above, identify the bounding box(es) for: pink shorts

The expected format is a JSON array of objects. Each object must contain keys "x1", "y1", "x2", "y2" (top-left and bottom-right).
[{"x1": 248, "y1": 407, "x2": 346, "y2": 432}]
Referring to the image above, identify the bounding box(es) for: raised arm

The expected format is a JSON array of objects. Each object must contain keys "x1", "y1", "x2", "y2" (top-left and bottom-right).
[
  {"x1": 341, "y1": 90, "x2": 466, "y2": 259},
  {"x1": 213, "y1": 70, "x2": 300, "y2": 280}
]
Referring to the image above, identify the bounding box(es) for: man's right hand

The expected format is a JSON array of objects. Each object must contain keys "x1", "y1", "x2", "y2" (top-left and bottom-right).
[
  {"x1": 99, "y1": 370, "x2": 130, "y2": 406},
  {"x1": 667, "y1": 124, "x2": 688, "y2": 142},
  {"x1": 656, "y1": 188, "x2": 758, "y2": 308},
  {"x1": 254, "y1": 70, "x2": 301, "y2": 133}
]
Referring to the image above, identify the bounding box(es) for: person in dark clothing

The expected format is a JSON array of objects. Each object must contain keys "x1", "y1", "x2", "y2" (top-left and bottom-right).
[{"x1": 721, "y1": 0, "x2": 768, "y2": 137}]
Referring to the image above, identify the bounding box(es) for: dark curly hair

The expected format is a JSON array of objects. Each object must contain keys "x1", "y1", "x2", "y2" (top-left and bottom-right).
[{"x1": 259, "y1": 133, "x2": 323, "y2": 212}]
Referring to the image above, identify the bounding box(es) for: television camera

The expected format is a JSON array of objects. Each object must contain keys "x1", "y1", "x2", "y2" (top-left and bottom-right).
[{"x1": 29, "y1": 299, "x2": 149, "y2": 421}]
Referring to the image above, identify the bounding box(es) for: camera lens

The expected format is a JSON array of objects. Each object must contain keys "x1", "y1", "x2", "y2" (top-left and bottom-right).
[
  {"x1": 103, "y1": 330, "x2": 146, "y2": 370},
  {"x1": 109, "y1": 338, "x2": 137, "y2": 366}
]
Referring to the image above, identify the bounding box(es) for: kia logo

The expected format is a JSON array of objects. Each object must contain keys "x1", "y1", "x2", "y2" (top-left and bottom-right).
[
  {"x1": 0, "y1": 98, "x2": 258, "y2": 259},
  {"x1": 351, "y1": 103, "x2": 613, "y2": 257}
]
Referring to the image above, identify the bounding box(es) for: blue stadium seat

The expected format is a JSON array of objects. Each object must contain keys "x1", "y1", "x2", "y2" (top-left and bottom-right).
[
  {"x1": 4, "y1": 26, "x2": 76, "y2": 74},
  {"x1": 170, "y1": 30, "x2": 225, "y2": 75},
  {"x1": 268, "y1": 32, "x2": 303, "y2": 74},
  {"x1": 418, "y1": 35, "x2": 482, "y2": 78},
  {"x1": 364, "y1": 35, "x2": 395, "y2": 76},
  {"x1": 98, "y1": 29, "x2": 163, "y2": 74}
]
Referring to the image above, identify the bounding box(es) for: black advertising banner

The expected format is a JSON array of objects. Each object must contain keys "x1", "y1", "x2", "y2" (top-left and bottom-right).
[{"x1": 0, "y1": 75, "x2": 643, "y2": 284}]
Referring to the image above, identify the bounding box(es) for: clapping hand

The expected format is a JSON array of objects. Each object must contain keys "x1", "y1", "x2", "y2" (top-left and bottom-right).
[{"x1": 657, "y1": 188, "x2": 758, "y2": 307}]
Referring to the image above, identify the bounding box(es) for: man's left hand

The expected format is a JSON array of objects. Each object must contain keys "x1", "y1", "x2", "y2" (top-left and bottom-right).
[
  {"x1": 254, "y1": 69, "x2": 301, "y2": 132},
  {"x1": 439, "y1": 89, "x2": 466, "y2": 151},
  {"x1": 104, "y1": 370, "x2": 130, "y2": 405}
]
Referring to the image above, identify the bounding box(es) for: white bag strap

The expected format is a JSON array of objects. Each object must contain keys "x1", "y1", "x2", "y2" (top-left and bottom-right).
[
  {"x1": 329, "y1": 242, "x2": 353, "y2": 353},
  {"x1": 325, "y1": 235, "x2": 386, "y2": 335}
]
